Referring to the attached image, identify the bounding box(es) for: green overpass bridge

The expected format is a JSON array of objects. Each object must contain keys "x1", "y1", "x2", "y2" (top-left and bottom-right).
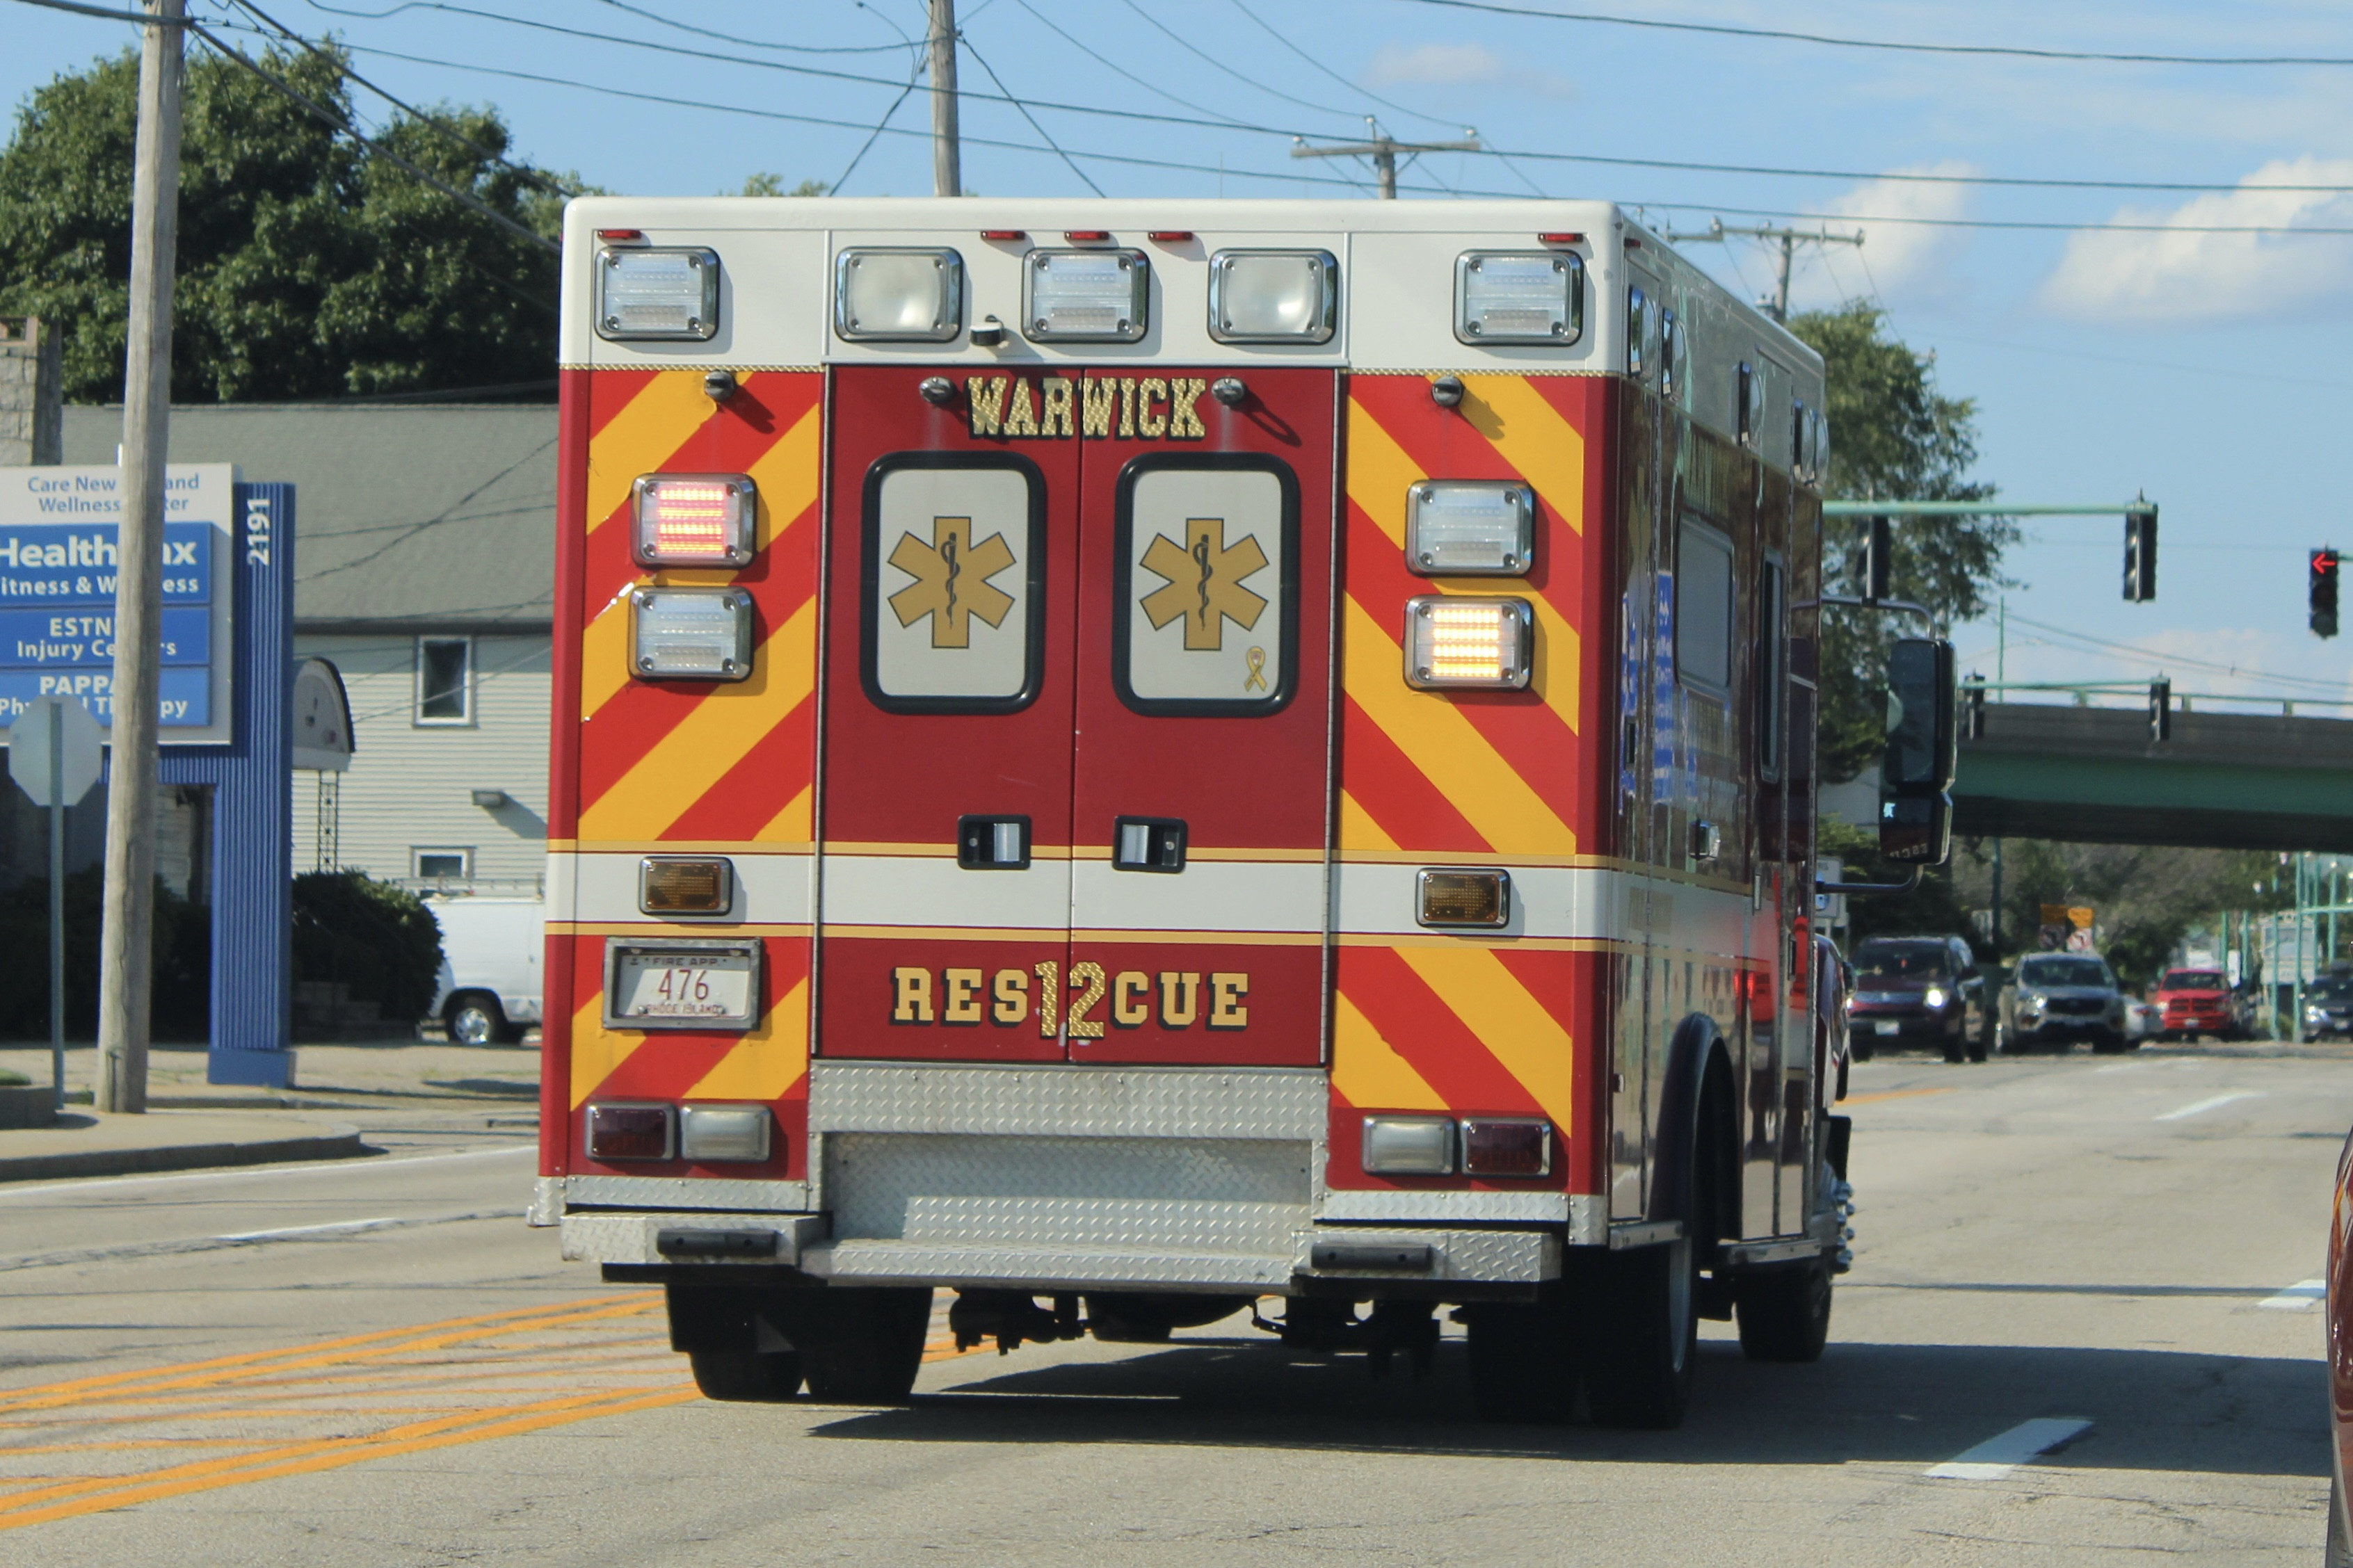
[{"x1": 1954, "y1": 702, "x2": 2353, "y2": 852}]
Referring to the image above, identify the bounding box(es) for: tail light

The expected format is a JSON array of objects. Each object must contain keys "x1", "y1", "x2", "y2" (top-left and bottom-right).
[
  {"x1": 632, "y1": 476, "x2": 755, "y2": 567},
  {"x1": 586, "y1": 1102, "x2": 673, "y2": 1161},
  {"x1": 1460, "y1": 1118, "x2": 1551, "y2": 1177},
  {"x1": 1404, "y1": 597, "x2": 1533, "y2": 689}
]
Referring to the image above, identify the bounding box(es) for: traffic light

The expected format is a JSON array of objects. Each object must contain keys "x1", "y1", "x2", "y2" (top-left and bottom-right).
[
  {"x1": 2313, "y1": 547, "x2": 2340, "y2": 639},
  {"x1": 2149, "y1": 677, "x2": 2171, "y2": 742},
  {"x1": 1858, "y1": 515, "x2": 1891, "y2": 601},
  {"x1": 2123, "y1": 510, "x2": 2158, "y2": 601}
]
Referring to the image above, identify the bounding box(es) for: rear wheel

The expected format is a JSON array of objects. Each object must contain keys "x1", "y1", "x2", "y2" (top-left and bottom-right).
[
  {"x1": 1582, "y1": 1237, "x2": 1699, "y2": 1429},
  {"x1": 1851, "y1": 1037, "x2": 1875, "y2": 1062},
  {"x1": 1463, "y1": 1290, "x2": 1575, "y2": 1424},
  {"x1": 788, "y1": 1288, "x2": 934, "y2": 1404},
  {"x1": 1735, "y1": 1253, "x2": 1832, "y2": 1363},
  {"x1": 688, "y1": 1349, "x2": 803, "y2": 1402}
]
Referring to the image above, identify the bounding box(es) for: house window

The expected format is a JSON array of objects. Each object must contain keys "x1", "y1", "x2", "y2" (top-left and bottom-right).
[
  {"x1": 413, "y1": 848, "x2": 472, "y2": 880},
  {"x1": 416, "y1": 637, "x2": 474, "y2": 725}
]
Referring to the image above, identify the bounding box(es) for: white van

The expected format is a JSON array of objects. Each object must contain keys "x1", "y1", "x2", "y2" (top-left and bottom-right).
[{"x1": 425, "y1": 896, "x2": 544, "y2": 1045}]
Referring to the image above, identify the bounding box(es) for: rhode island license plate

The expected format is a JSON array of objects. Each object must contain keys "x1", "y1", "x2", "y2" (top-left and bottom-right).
[
  {"x1": 1875, "y1": 1021, "x2": 1900, "y2": 1035},
  {"x1": 603, "y1": 939, "x2": 761, "y2": 1030}
]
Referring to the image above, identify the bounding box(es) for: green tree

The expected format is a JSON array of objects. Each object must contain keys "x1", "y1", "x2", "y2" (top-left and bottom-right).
[
  {"x1": 1786, "y1": 302, "x2": 2016, "y2": 782},
  {"x1": 735, "y1": 173, "x2": 828, "y2": 197},
  {"x1": 0, "y1": 43, "x2": 566, "y2": 401}
]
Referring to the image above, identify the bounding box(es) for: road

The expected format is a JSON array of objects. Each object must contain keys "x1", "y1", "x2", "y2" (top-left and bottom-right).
[{"x1": 0, "y1": 1044, "x2": 2343, "y2": 1565}]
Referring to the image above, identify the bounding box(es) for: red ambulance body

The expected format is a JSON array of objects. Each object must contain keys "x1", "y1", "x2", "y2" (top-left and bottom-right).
[{"x1": 537, "y1": 199, "x2": 1849, "y2": 1426}]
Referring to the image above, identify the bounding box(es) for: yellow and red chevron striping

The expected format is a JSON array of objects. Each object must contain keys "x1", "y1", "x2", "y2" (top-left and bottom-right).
[{"x1": 1329, "y1": 372, "x2": 1613, "y2": 1194}]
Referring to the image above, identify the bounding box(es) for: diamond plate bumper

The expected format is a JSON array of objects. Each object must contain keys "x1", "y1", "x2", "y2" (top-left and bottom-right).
[{"x1": 561, "y1": 1211, "x2": 828, "y2": 1267}]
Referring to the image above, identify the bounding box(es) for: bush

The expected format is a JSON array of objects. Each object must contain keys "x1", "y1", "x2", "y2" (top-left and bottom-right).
[
  {"x1": 291, "y1": 871, "x2": 443, "y2": 1023},
  {"x1": 0, "y1": 869, "x2": 209, "y2": 1040}
]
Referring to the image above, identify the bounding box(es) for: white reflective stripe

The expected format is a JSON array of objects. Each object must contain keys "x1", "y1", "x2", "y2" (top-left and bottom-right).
[
  {"x1": 2155, "y1": 1090, "x2": 2264, "y2": 1122},
  {"x1": 1925, "y1": 1418, "x2": 2092, "y2": 1480},
  {"x1": 1329, "y1": 864, "x2": 1749, "y2": 944},
  {"x1": 821, "y1": 854, "x2": 1072, "y2": 930},
  {"x1": 559, "y1": 850, "x2": 813, "y2": 926},
  {"x1": 1070, "y1": 858, "x2": 1322, "y2": 935}
]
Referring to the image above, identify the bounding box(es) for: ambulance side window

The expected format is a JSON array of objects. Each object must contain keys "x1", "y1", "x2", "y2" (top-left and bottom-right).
[
  {"x1": 1674, "y1": 517, "x2": 1734, "y2": 698},
  {"x1": 1112, "y1": 453, "x2": 1301, "y2": 718},
  {"x1": 861, "y1": 451, "x2": 1048, "y2": 714},
  {"x1": 1759, "y1": 556, "x2": 1785, "y2": 780}
]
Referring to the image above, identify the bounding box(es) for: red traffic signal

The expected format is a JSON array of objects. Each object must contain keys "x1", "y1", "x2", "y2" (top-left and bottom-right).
[{"x1": 2313, "y1": 548, "x2": 2340, "y2": 639}]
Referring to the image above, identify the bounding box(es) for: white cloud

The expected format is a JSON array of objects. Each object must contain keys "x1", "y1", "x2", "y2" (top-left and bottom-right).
[
  {"x1": 1772, "y1": 163, "x2": 1976, "y2": 312},
  {"x1": 1362, "y1": 41, "x2": 1575, "y2": 102},
  {"x1": 2041, "y1": 157, "x2": 2353, "y2": 323}
]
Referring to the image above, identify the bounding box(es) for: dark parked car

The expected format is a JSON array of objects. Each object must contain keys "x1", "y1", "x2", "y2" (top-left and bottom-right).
[
  {"x1": 2306, "y1": 973, "x2": 2353, "y2": 1044},
  {"x1": 1845, "y1": 935, "x2": 1987, "y2": 1064},
  {"x1": 1999, "y1": 952, "x2": 2129, "y2": 1053}
]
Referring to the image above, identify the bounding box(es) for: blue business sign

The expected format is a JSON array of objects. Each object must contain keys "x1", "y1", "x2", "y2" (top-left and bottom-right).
[{"x1": 0, "y1": 467, "x2": 235, "y2": 740}]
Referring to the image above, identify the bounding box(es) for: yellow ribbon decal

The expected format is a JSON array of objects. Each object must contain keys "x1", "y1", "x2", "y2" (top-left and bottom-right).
[{"x1": 1244, "y1": 645, "x2": 1268, "y2": 692}]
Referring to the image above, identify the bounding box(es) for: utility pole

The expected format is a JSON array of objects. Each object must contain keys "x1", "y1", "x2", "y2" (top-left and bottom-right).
[
  {"x1": 1291, "y1": 119, "x2": 1480, "y2": 199},
  {"x1": 1664, "y1": 218, "x2": 1864, "y2": 323},
  {"x1": 96, "y1": 0, "x2": 185, "y2": 1115},
  {"x1": 927, "y1": 0, "x2": 961, "y2": 199}
]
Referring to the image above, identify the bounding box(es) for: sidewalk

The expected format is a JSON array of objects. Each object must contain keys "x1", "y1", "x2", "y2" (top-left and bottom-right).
[{"x1": 0, "y1": 1040, "x2": 542, "y2": 1182}]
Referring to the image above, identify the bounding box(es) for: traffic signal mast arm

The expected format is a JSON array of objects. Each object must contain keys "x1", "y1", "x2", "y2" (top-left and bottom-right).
[{"x1": 1822, "y1": 498, "x2": 2161, "y2": 606}]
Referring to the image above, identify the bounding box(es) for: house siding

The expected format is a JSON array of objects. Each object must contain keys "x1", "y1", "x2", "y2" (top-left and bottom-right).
[{"x1": 291, "y1": 631, "x2": 551, "y2": 888}]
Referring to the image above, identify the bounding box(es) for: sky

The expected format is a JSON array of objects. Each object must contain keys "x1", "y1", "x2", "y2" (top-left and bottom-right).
[{"x1": 6, "y1": 0, "x2": 2353, "y2": 713}]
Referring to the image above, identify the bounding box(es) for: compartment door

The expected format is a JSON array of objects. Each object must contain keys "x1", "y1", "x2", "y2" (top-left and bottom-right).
[
  {"x1": 816, "y1": 366, "x2": 1078, "y2": 1060},
  {"x1": 1064, "y1": 368, "x2": 1338, "y2": 1065}
]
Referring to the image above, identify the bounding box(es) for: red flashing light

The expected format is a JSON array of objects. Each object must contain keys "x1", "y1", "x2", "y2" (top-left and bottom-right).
[
  {"x1": 1537, "y1": 232, "x2": 1584, "y2": 245},
  {"x1": 981, "y1": 229, "x2": 1027, "y2": 241},
  {"x1": 1624, "y1": 237, "x2": 1644, "y2": 250},
  {"x1": 1148, "y1": 230, "x2": 1195, "y2": 243},
  {"x1": 1064, "y1": 229, "x2": 1111, "y2": 243},
  {"x1": 596, "y1": 228, "x2": 645, "y2": 241}
]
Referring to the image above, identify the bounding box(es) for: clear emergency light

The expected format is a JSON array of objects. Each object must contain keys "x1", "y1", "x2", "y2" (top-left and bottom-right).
[
  {"x1": 1361, "y1": 1115, "x2": 1454, "y2": 1175},
  {"x1": 1024, "y1": 248, "x2": 1149, "y2": 342},
  {"x1": 1454, "y1": 251, "x2": 1582, "y2": 344},
  {"x1": 595, "y1": 247, "x2": 719, "y2": 341},
  {"x1": 1406, "y1": 481, "x2": 1536, "y2": 576},
  {"x1": 678, "y1": 1104, "x2": 771, "y2": 1163},
  {"x1": 1404, "y1": 596, "x2": 1533, "y2": 689},
  {"x1": 1207, "y1": 249, "x2": 1337, "y2": 343},
  {"x1": 632, "y1": 476, "x2": 756, "y2": 567},
  {"x1": 632, "y1": 588, "x2": 753, "y2": 681},
  {"x1": 834, "y1": 248, "x2": 964, "y2": 342}
]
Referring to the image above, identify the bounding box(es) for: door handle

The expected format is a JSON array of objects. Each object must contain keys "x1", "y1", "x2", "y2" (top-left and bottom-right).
[
  {"x1": 1113, "y1": 817, "x2": 1187, "y2": 873},
  {"x1": 957, "y1": 814, "x2": 1032, "y2": 870}
]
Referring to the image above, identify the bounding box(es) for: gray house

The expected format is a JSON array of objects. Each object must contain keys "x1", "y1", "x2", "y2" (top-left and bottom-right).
[{"x1": 61, "y1": 402, "x2": 555, "y2": 890}]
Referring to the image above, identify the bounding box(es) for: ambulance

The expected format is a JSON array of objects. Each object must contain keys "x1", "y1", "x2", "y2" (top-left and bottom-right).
[{"x1": 536, "y1": 196, "x2": 1951, "y2": 1428}]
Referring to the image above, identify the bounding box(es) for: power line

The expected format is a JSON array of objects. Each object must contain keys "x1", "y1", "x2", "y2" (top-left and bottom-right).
[
  {"x1": 1998, "y1": 609, "x2": 2350, "y2": 693},
  {"x1": 185, "y1": 22, "x2": 559, "y2": 253},
  {"x1": 226, "y1": 0, "x2": 577, "y2": 196},
  {"x1": 1223, "y1": 0, "x2": 1461, "y2": 134},
  {"x1": 958, "y1": 31, "x2": 1106, "y2": 197},
  {"x1": 1012, "y1": 0, "x2": 1263, "y2": 131},
  {"x1": 6, "y1": 0, "x2": 185, "y2": 21},
  {"x1": 1384, "y1": 0, "x2": 2353, "y2": 68}
]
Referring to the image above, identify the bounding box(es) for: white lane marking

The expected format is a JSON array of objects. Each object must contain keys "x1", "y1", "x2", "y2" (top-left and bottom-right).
[
  {"x1": 214, "y1": 1216, "x2": 399, "y2": 1243},
  {"x1": 0, "y1": 1142, "x2": 535, "y2": 1201},
  {"x1": 0, "y1": 1208, "x2": 524, "y2": 1272},
  {"x1": 2259, "y1": 1278, "x2": 2327, "y2": 1311},
  {"x1": 2095, "y1": 1060, "x2": 2158, "y2": 1074},
  {"x1": 1926, "y1": 1417, "x2": 2094, "y2": 1480},
  {"x1": 2155, "y1": 1091, "x2": 2265, "y2": 1122}
]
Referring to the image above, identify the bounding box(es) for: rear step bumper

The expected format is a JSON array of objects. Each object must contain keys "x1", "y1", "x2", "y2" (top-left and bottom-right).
[{"x1": 562, "y1": 1211, "x2": 1559, "y2": 1291}]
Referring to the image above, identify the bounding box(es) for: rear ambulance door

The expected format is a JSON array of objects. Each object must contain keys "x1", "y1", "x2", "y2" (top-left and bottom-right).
[
  {"x1": 1066, "y1": 368, "x2": 1338, "y2": 1065},
  {"x1": 817, "y1": 365, "x2": 1077, "y2": 1060}
]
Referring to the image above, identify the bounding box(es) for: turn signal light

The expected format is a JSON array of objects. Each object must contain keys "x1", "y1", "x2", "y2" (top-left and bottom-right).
[
  {"x1": 1404, "y1": 596, "x2": 1533, "y2": 689},
  {"x1": 1418, "y1": 868, "x2": 1511, "y2": 928},
  {"x1": 1461, "y1": 1117, "x2": 1550, "y2": 1177},
  {"x1": 586, "y1": 1101, "x2": 674, "y2": 1161},
  {"x1": 632, "y1": 475, "x2": 755, "y2": 567},
  {"x1": 639, "y1": 856, "x2": 734, "y2": 915}
]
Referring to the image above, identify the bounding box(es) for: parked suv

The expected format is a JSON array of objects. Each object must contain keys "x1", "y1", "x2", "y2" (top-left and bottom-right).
[
  {"x1": 1846, "y1": 935, "x2": 1988, "y2": 1064},
  {"x1": 2304, "y1": 973, "x2": 2353, "y2": 1043},
  {"x1": 2000, "y1": 952, "x2": 2129, "y2": 1053},
  {"x1": 2153, "y1": 967, "x2": 2246, "y2": 1042}
]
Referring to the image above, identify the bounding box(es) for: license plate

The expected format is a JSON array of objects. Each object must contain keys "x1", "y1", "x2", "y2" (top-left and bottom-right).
[
  {"x1": 1875, "y1": 1021, "x2": 1900, "y2": 1036},
  {"x1": 603, "y1": 939, "x2": 761, "y2": 1030}
]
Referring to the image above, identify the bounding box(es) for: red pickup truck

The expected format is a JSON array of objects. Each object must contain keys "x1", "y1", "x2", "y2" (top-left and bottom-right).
[{"x1": 2151, "y1": 969, "x2": 2246, "y2": 1042}]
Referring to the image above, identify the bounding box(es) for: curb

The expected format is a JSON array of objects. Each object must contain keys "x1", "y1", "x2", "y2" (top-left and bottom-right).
[{"x1": 0, "y1": 1122, "x2": 370, "y2": 1184}]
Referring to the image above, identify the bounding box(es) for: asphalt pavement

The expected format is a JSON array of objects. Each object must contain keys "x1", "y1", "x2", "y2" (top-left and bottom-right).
[{"x1": 0, "y1": 1042, "x2": 2343, "y2": 1565}]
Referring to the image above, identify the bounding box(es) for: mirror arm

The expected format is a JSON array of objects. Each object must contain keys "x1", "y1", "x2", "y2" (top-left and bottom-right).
[
  {"x1": 1816, "y1": 594, "x2": 1936, "y2": 631},
  {"x1": 1815, "y1": 867, "x2": 1923, "y2": 898}
]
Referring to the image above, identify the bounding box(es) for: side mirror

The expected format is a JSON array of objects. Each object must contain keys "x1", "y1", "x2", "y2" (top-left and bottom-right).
[{"x1": 1879, "y1": 636, "x2": 1956, "y2": 865}]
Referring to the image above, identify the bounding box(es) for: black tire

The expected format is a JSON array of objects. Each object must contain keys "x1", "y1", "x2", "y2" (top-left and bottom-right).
[
  {"x1": 1735, "y1": 1254, "x2": 1832, "y2": 1363},
  {"x1": 1965, "y1": 1035, "x2": 1987, "y2": 1062},
  {"x1": 1942, "y1": 1037, "x2": 1965, "y2": 1063},
  {"x1": 444, "y1": 991, "x2": 511, "y2": 1046},
  {"x1": 1851, "y1": 1038, "x2": 1875, "y2": 1062},
  {"x1": 2092, "y1": 1029, "x2": 2128, "y2": 1054},
  {"x1": 1582, "y1": 1236, "x2": 1699, "y2": 1429},
  {"x1": 1463, "y1": 1291, "x2": 1575, "y2": 1424},
  {"x1": 789, "y1": 1288, "x2": 934, "y2": 1404},
  {"x1": 688, "y1": 1348, "x2": 803, "y2": 1402}
]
